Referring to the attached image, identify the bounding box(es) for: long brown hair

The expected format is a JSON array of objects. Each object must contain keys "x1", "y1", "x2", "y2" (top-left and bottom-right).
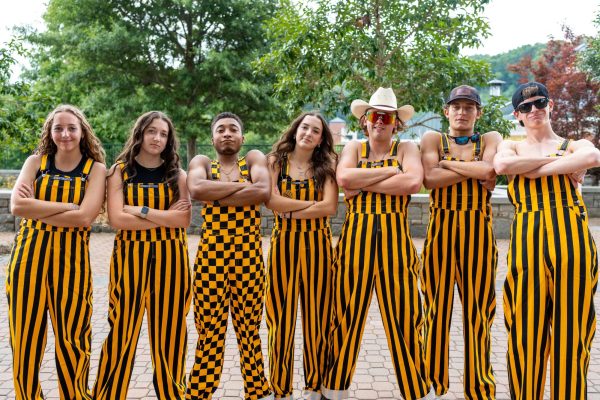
[
  {"x1": 115, "y1": 111, "x2": 182, "y2": 203},
  {"x1": 35, "y1": 104, "x2": 105, "y2": 163},
  {"x1": 269, "y1": 112, "x2": 337, "y2": 190}
]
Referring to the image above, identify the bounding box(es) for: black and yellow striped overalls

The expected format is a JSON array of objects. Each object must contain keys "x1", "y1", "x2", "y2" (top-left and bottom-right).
[
  {"x1": 7, "y1": 154, "x2": 95, "y2": 400},
  {"x1": 420, "y1": 133, "x2": 497, "y2": 399},
  {"x1": 504, "y1": 139, "x2": 598, "y2": 400},
  {"x1": 265, "y1": 159, "x2": 334, "y2": 400},
  {"x1": 94, "y1": 162, "x2": 191, "y2": 400},
  {"x1": 322, "y1": 141, "x2": 430, "y2": 400},
  {"x1": 187, "y1": 158, "x2": 271, "y2": 400}
]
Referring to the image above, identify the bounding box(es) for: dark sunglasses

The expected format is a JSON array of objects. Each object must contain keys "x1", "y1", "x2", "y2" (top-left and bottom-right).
[
  {"x1": 449, "y1": 133, "x2": 480, "y2": 145},
  {"x1": 365, "y1": 111, "x2": 397, "y2": 125},
  {"x1": 516, "y1": 97, "x2": 549, "y2": 114}
]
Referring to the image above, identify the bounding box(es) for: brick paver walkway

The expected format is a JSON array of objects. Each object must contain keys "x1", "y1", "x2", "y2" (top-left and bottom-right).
[{"x1": 1, "y1": 229, "x2": 600, "y2": 399}]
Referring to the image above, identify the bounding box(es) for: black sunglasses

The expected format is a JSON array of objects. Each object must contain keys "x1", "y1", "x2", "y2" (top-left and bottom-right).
[
  {"x1": 449, "y1": 133, "x2": 480, "y2": 145},
  {"x1": 516, "y1": 97, "x2": 549, "y2": 114}
]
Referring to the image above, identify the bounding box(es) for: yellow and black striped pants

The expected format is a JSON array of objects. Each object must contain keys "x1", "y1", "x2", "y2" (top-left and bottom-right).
[
  {"x1": 93, "y1": 236, "x2": 191, "y2": 400},
  {"x1": 504, "y1": 206, "x2": 598, "y2": 400},
  {"x1": 187, "y1": 230, "x2": 271, "y2": 400},
  {"x1": 421, "y1": 208, "x2": 497, "y2": 399},
  {"x1": 7, "y1": 227, "x2": 93, "y2": 400},
  {"x1": 322, "y1": 211, "x2": 431, "y2": 400},
  {"x1": 266, "y1": 227, "x2": 333, "y2": 400}
]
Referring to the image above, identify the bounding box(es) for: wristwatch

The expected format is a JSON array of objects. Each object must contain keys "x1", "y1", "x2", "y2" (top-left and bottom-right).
[{"x1": 140, "y1": 205, "x2": 149, "y2": 219}]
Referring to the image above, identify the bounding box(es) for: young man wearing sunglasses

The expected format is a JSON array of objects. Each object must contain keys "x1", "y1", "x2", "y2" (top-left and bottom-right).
[
  {"x1": 322, "y1": 87, "x2": 433, "y2": 400},
  {"x1": 420, "y1": 85, "x2": 501, "y2": 399},
  {"x1": 494, "y1": 82, "x2": 600, "y2": 400}
]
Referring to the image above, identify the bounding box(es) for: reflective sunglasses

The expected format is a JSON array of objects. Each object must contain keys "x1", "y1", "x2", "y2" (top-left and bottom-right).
[
  {"x1": 449, "y1": 133, "x2": 480, "y2": 145},
  {"x1": 516, "y1": 97, "x2": 549, "y2": 114},
  {"x1": 365, "y1": 111, "x2": 397, "y2": 125}
]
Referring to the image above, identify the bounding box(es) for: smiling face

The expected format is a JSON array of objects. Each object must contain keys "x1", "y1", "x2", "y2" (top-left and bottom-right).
[
  {"x1": 444, "y1": 99, "x2": 481, "y2": 133},
  {"x1": 212, "y1": 117, "x2": 244, "y2": 156},
  {"x1": 50, "y1": 112, "x2": 83, "y2": 154},
  {"x1": 364, "y1": 109, "x2": 397, "y2": 140},
  {"x1": 514, "y1": 95, "x2": 553, "y2": 128},
  {"x1": 140, "y1": 118, "x2": 169, "y2": 157},
  {"x1": 294, "y1": 115, "x2": 323, "y2": 151}
]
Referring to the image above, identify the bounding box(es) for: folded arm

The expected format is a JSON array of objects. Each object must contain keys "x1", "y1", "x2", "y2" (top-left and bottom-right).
[
  {"x1": 218, "y1": 150, "x2": 271, "y2": 207},
  {"x1": 39, "y1": 162, "x2": 107, "y2": 227},
  {"x1": 336, "y1": 141, "x2": 396, "y2": 190},
  {"x1": 362, "y1": 142, "x2": 423, "y2": 196},
  {"x1": 121, "y1": 170, "x2": 192, "y2": 229}
]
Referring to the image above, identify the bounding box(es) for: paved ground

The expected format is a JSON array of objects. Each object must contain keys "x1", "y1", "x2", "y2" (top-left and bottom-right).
[{"x1": 1, "y1": 226, "x2": 600, "y2": 400}]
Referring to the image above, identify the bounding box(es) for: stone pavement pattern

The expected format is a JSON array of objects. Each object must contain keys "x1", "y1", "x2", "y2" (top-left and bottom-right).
[{"x1": 1, "y1": 230, "x2": 600, "y2": 399}]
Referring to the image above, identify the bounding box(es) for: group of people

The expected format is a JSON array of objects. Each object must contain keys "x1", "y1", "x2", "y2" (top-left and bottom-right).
[{"x1": 6, "y1": 81, "x2": 599, "y2": 400}]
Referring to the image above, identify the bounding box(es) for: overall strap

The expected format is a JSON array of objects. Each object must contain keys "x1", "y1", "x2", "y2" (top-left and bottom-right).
[
  {"x1": 211, "y1": 160, "x2": 220, "y2": 180},
  {"x1": 391, "y1": 141, "x2": 399, "y2": 156},
  {"x1": 239, "y1": 157, "x2": 250, "y2": 181},
  {"x1": 440, "y1": 133, "x2": 451, "y2": 159},
  {"x1": 81, "y1": 158, "x2": 95, "y2": 181},
  {"x1": 361, "y1": 141, "x2": 369, "y2": 159},
  {"x1": 473, "y1": 135, "x2": 482, "y2": 161},
  {"x1": 557, "y1": 139, "x2": 571, "y2": 156}
]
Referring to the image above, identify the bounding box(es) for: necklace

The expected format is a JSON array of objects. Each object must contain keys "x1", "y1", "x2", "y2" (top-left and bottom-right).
[
  {"x1": 220, "y1": 163, "x2": 237, "y2": 179},
  {"x1": 295, "y1": 163, "x2": 309, "y2": 179},
  {"x1": 371, "y1": 146, "x2": 390, "y2": 161}
]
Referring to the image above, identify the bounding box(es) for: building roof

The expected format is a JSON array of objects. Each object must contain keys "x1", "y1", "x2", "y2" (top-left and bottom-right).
[
  {"x1": 488, "y1": 79, "x2": 506, "y2": 85},
  {"x1": 329, "y1": 117, "x2": 346, "y2": 123}
]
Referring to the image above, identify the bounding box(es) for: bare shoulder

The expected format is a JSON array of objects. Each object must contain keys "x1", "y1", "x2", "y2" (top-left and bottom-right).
[
  {"x1": 178, "y1": 168, "x2": 188, "y2": 179},
  {"x1": 420, "y1": 131, "x2": 442, "y2": 149},
  {"x1": 23, "y1": 154, "x2": 43, "y2": 170},
  {"x1": 107, "y1": 163, "x2": 124, "y2": 183},
  {"x1": 188, "y1": 154, "x2": 211, "y2": 170},
  {"x1": 90, "y1": 161, "x2": 107, "y2": 175},
  {"x1": 569, "y1": 138, "x2": 595, "y2": 151},
  {"x1": 482, "y1": 131, "x2": 502, "y2": 143},
  {"x1": 398, "y1": 140, "x2": 419, "y2": 155},
  {"x1": 246, "y1": 149, "x2": 267, "y2": 166},
  {"x1": 497, "y1": 139, "x2": 518, "y2": 151}
]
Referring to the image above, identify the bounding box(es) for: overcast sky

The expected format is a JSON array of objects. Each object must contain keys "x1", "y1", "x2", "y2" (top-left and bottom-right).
[{"x1": 0, "y1": 0, "x2": 598, "y2": 61}]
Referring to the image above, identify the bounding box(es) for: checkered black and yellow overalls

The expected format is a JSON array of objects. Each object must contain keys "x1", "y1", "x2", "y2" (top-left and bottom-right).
[{"x1": 187, "y1": 157, "x2": 272, "y2": 400}]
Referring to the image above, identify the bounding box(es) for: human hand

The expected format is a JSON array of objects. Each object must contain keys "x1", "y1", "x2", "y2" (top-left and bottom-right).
[
  {"x1": 169, "y1": 199, "x2": 192, "y2": 211},
  {"x1": 14, "y1": 182, "x2": 34, "y2": 198}
]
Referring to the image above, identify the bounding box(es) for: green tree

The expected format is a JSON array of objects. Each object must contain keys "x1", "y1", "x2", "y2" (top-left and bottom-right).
[
  {"x1": 580, "y1": 11, "x2": 600, "y2": 81},
  {"x1": 24, "y1": 0, "x2": 286, "y2": 163},
  {"x1": 257, "y1": 0, "x2": 505, "y2": 129},
  {"x1": 0, "y1": 40, "x2": 56, "y2": 167}
]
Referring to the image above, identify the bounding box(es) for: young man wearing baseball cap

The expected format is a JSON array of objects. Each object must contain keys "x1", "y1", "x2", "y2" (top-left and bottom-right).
[
  {"x1": 494, "y1": 81, "x2": 600, "y2": 399},
  {"x1": 420, "y1": 84, "x2": 502, "y2": 399}
]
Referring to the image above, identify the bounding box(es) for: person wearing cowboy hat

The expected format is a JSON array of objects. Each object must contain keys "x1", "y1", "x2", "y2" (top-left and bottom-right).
[
  {"x1": 494, "y1": 82, "x2": 600, "y2": 400},
  {"x1": 321, "y1": 87, "x2": 434, "y2": 400},
  {"x1": 420, "y1": 85, "x2": 501, "y2": 399}
]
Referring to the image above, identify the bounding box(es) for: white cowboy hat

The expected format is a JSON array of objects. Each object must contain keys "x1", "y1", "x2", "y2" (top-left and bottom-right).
[{"x1": 350, "y1": 87, "x2": 414, "y2": 122}]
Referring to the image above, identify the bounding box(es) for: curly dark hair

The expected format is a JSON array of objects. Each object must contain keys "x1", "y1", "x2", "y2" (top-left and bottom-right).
[
  {"x1": 35, "y1": 104, "x2": 105, "y2": 163},
  {"x1": 269, "y1": 112, "x2": 338, "y2": 190},
  {"x1": 115, "y1": 111, "x2": 182, "y2": 203}
]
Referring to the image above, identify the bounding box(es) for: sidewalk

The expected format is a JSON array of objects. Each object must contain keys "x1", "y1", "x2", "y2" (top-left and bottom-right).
[{"x1": 1, "y1": 229, "x2": 600, "y2": 399}]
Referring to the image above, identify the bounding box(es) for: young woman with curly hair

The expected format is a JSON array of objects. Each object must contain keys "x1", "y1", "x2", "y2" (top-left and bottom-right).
[
  {"x1": 265, "y1": 111, "x2": 338, "y2": 400},
  {"x1": 8, "y1": 104, "x2": 106, "y2": 399}
]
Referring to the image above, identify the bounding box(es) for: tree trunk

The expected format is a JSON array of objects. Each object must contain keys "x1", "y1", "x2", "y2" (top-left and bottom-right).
[{"x1": 187, "y1": 136, "x2": 196, "y2": 166}]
